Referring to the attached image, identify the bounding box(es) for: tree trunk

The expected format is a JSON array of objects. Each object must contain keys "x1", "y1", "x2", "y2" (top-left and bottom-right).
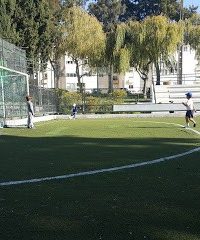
[
  {"x1": 74, "y1": 59, "x2": 82, "y2": 93},
  {"x1": 49, "y1": 59, "x2": 59, "y2": 89},
  {"x1": 108, "y1": 63, "x2": 113, "y2": 93},
  {"x1": 142, "y1": 78, "x2": 147, "y2": 99},
  {"x1": 155, "y1": 62, "x2": 161, "y2": 85}
]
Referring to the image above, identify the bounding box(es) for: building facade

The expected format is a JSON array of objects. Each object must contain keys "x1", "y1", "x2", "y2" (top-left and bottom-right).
[{"x1": 38, "y1": 45, "x2": 200, "y2": 93}]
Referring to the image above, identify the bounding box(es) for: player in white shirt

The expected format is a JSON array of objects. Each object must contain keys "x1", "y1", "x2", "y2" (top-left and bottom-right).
[
  {"x1": 182, "y1": 92, "x2": 196, "y2": 128},
  {"x1": 26, "y1": 96, "x2": 34, "y2": 128}
]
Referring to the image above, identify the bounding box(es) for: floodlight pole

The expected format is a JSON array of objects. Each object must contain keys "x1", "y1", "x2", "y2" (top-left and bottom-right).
[{"x1": 177, "y1": 0, "x2": 183, "y2": 85}]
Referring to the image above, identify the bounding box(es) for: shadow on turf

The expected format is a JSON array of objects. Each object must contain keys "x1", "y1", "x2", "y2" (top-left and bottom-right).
[
  {"x1": 0, "y1": 133, "x2": 200, "y2": 240},
  {"x1": 0, "y1": 133, "x2": 199, "y2": 181}
]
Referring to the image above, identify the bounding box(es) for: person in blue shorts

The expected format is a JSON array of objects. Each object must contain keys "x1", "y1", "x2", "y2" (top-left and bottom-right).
[
  {"x1": 70, "y1": 103, "x2": 78, "y2": 120},
  {"x1": 182, "y1": 92, "x2": 196, "y2": 128}
]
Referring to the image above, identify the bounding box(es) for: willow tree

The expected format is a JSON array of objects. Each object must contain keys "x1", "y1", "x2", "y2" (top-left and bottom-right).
[
  {"x1": 143, "y1": 15, "x2": 183, "y2": 85},
  {"x1": 185, "y1": 14, "x2": 200, "y2": 56},
  {"x1": 126, "y1": 20, "x2": 151, "y2": 97},
  {"x1": 89, "y1": 0, "x2": 127, "y2": 92},
  {"x1": 102, "y1": 23, "x2": 130, "y2": 92},
  {"x1": 127, "y1": 15, "x2": 183, "y2": 97},
  {"x1": 129, "y1": 16, "x2": 183, "y2": 93},
  {"x1": 60, "y1": 6, "x2": 105, "y2": 92}
]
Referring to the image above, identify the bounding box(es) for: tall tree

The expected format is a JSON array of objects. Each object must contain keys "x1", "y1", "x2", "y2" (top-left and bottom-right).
[
  {"x1": 14, "y1": 0, "x2": 58, "y2": 73},
  {"x1": 89, "y1": 0, "x2": 125, "y2": 32},
  {"x1": 127, "y1": 15, "x2": 183, "y2": 96},
  {"x1": 61, "y1": 0, "x2": 88, "y2": 8},
  {"x1": 126, "y1": 20, "x2": 151, "y2": 96},
  {"x1": 143, "y1": 15, "x2": 183, "y2": 85},
  {"x1": 46, "y1": 0, "x2": 63, "y2": 88},
  {"x1": 100, "y1": 23, "x2": 130, "y2": 92},
  {"x1": 60, "y1": 6, "x2": 106, "y2": 93},
  {"x1": 185, "y1": 14, "x2": 200, "y2": 56},
  {"x1": 89, "y1": 0, "x2": 127, "y2": 92},
  {"x1": 0, "y1": 0, "x2": 18, "y2": 41},
  {"x1": 121, "y1": 0, "x2": 198, "y2": 21}
]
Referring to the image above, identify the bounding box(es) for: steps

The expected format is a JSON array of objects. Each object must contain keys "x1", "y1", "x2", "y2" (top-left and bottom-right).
[{"x1": 154, "y1": 84, "x2": 200, "y2": 104}]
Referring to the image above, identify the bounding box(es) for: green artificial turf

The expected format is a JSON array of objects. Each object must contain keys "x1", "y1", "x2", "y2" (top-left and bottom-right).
[{"x1": 0, "y1": 117, "x2": 200, "y2": 240}]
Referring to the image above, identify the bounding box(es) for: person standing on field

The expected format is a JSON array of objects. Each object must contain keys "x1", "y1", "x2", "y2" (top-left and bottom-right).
[
  {"x1": 26, "y1": 96, "x2": 34, "y2": 128},
  {"x1": 182, "y1": 92, "x2": 196, "y2": 128},
  {"x1": 70, "y1": 103, "x2": 78, "y2": 120}
]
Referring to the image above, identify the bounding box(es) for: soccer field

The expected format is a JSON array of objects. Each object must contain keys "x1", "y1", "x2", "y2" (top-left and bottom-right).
[{"x1": 0, "y1": 117, "x2": 200, "y2": 240}]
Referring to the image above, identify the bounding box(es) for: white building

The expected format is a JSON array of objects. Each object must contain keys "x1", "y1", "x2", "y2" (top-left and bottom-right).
[
  {"x1": 153, "y1": 45, "x2": 200, "y2": 85},
  {"x1": 38, "y1": 45, "x2": 200, "y2": 92},
  {"x1": 58, "y1": 55, "x2": 98, "y2": 91},
  {"x1": 124, "y1": 68, "x2": 143, "y2": 93},
  {"x1": 31, "y1": 61, "x2": 55, "y2": 88}
]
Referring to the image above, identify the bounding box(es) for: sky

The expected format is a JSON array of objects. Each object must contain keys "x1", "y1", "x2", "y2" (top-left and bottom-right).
[
  {"x1": 86, "y1": 0, "x2": 200, "y2": 13},
  {"x1": 184, "y1": 0, "x2": 199, "y2": 11}
]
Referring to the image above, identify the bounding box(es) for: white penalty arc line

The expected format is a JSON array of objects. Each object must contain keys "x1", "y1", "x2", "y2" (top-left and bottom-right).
[
  {"x1": 140, "y1": 121, "x2": 200, "y2": 136},
  {"x1": 1, "y1": 147, "x2": 200, "y2": 186},
  {"x1": 0, "y1": 122, "x2": 200, "y2": 187}
]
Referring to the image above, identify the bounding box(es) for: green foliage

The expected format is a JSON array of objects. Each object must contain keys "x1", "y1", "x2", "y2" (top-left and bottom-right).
[
  {"x1": 57, "y1": 89, "x2": 82, "y2": 113},
  {"x1": 0, "y1": 0, "x2": 19, "y2": 41},
  {"x1": 56, "y1": 88, "x2": 128, "y2": 113},
  {"x1": 127, "y1": 15, "x2": 183, "y2": 86},
  {"x1": 0, "y1": 0, "x2": 60, "y2": 73},
  {"x1": 15, "y1": 0, "x2": 58, "y2": 71},
  {"x1": 116, "y1": 47, "x2": 130, "y2": 74},
  {"x1": 61, "y1": 6, "x2": 105, "y2": 62},
  {"x1": 88, "y1": 0, "x2": 125, "y2": 32},
  {"x1": 89, "y1": 1, "x2": 128, "y2": 92},
  {"x1": 85, "y1": 96, "x2": 101, "y2": 112},
  {"x1": 122, "y1": 0, "x2": 198, "y2": 21},
  {"x1": 60, "y1": 6, "x2": 105, "y2": 90},
  {"x1": 145, "y1": 16, "x2": 182, "y2": 61},
  {"x1": 61, "y1": 0, "x2": 88, "y2": 8},
  {"x1": 184, "y1": 14, "x2": 200, "y2": 56},
  {"x1": 110, "y1": 89, "x2": 127, "y2": 103},
  {"x1": 85, "y1": 96, "x2": 114, "y2": 113}
]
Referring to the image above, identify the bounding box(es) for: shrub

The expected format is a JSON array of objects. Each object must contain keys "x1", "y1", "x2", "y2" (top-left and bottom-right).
[
  {"x1": 57, "y1": 89, "x2": 82, "y2": 114},
  {"x1": 110, "y1": 89, "x2": 127, "y2": 103}
]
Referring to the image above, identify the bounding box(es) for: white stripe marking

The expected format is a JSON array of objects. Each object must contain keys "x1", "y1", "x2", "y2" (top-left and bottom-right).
[
  {"x1": 0, "y1": 122, "x2": 199, "y2": 186},
  {"x1": 1, "y1": 147, "x2": 200, "y2": 186}
]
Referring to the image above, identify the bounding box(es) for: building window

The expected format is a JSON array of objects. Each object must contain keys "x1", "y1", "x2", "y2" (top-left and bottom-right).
[
  {"x1": 66, "y1": 73, "x2": 77, "y2": 77},
  {"x1": 129, "y1": 85, "x2": 134, "y2": 89},
  {"x1": 66, "y1": 61, "x2": 73, "y2": 64}
]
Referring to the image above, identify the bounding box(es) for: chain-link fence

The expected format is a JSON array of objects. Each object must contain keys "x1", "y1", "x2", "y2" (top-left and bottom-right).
[
  {"x1": 29, "y1": 84, "x2": 58, "y2": 115},
  {"x1": 0, "y1": 38, "x2": 28, "y2": 126},
  {"x1": 57, "y1": 88, "x2": 151, "y2": 115},
  {"x1": 0, "y1": 69, "x2": 28, "y2": 123},
  {"x1": 0, "y1": 38, "x2": 27, "y2": 73}
]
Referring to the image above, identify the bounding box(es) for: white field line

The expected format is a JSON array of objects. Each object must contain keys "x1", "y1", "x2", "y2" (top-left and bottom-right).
[
  {"x1": 0, "y1": 122, "x2": 200, "y2": 187},
  {"x1": 140, "y1": 121, "x2": 200, "y2": 136}
]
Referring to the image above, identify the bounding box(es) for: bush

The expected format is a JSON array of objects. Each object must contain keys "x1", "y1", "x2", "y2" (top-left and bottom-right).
[
  {"x1": 110, "y1": 89, "x2": 127, "y2": 103},
  {"x1": 57, "y1": 89, "x2": 128, "y2": 114},
  {"x1": 85, "y1": 96, "x2": 101, "y2": 112},
  {"x1": 57, "y1": 89, "x2": 82, "y2": 114}
]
